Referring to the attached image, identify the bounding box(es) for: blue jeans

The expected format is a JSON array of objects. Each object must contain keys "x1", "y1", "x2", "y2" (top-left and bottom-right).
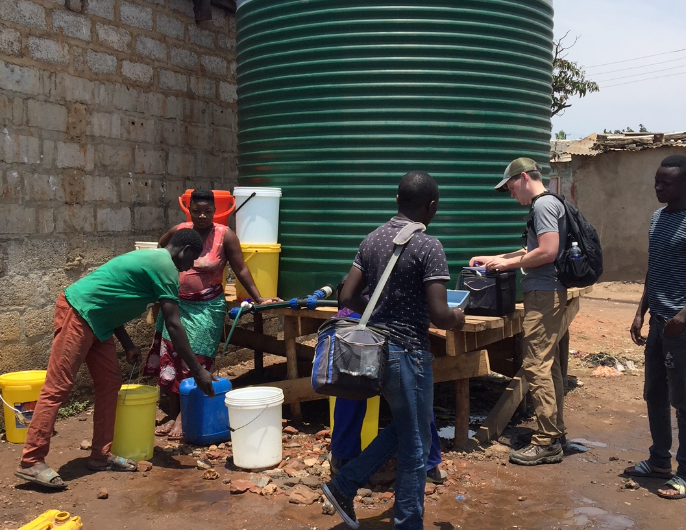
[
  {"x1": 332, "y1": 343, "x2": 434, "y2": 530},
  {"x1": 644, "y1": 316, "x2": 686, "y2": 477}
]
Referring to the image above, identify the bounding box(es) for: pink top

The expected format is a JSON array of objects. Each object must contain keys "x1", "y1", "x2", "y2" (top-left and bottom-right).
[{"x1": 178, "y1": 222, "x2": 228, "y2": 299}]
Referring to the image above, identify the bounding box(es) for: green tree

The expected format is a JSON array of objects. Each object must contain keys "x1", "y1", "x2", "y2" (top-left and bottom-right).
[
  {"x1": 639, "y1": 124, "x2": 648, "y2": 132},
  {"x1": 555, "y1": 130, "x2": 567, "y2": 140},
  {"x1": 551, "y1": 33, "x2": 600, "y2": 118}
]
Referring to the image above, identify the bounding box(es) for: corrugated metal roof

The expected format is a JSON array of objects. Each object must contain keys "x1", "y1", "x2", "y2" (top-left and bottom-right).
[{"x1": 557, "y1": 131, "x2": 686, "y2": 158}]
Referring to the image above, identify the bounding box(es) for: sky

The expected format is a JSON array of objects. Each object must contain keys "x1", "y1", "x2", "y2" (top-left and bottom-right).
[{"x1": 551, "y1": 0, "x2": 686, "y2": 139}]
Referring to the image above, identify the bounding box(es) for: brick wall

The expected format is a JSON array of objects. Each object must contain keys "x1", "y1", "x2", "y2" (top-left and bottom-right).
[{"x1": 0, "y1": 0, "x2": 237, "y2": 373}]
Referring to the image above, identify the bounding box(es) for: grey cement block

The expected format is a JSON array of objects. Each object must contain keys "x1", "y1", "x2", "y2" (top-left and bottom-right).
[
  {"x1": 0, "y1": 204, "x2": 36, "y2": 233},
  {"x1": 95, "y1": 144, "x2": 133, "y2": 169},
  {"x1": 136, "y1": 92, "x2": 164, "y2": 116},
  {"x1": 112, "y1": 83, "x2": 139, "y2": 111},
  {"x1": 23, "y1": 172, "x2": 63, "y2": 201},
  {"x1": 97, "y1": 207, "x2": 131, "y2": 232},
  {"x1": 188, "y1": 24, "x2": 214, "y2": 48},
  {"x1": 2, "y1": 169, "x2": 22, "y2": 201},
  {"x1": 219, "y1": 81, "x2": 236, "y2": 103},
  {"x1": 86, "y1": 111, "x2": 121, "y2": 138},
  {"x1": 86, "y1": 49, "x2": 117, "y2": 74},
  {"x1": 159, "y1": 69, "x2": 187, "y2": 92},
  {"x1": 195, "y1": 152, "x2": 224, "y2": 178},
  {"x1": 190, "y1": 100, "x2": 209, "y2": 124},
  {"x1": 201, "y1": 55, "x2": 227, "y2": 76},
  {"x1": 56, "y1": 73, "x2": 94, "y2": 103},
  {"x1": 136, "y1": 35, "x2": 167, "y2": 61},
  {"x1": 120, "y1": 1, "x2": 153, "y2": 31},
  {"x1": 0, "y1": 26, "x2": 21, "y2": 56},
  {"x1": 37, "y1": 207, "x2": 55, "y2": 233},
  {"x1": 167, "y1": 150, "x2": 194, "y2": 177},
  {"x1": 190, "y1": 76, "x2": 215, "y2": 98},
  {"x1": 210, "y1": 6, "x2": 227, "y2": 28},
  {"x1": 27, "y1": 36, "x2": 70, "y2": 65},
  {"x1": 27, "y1": 99, "x2": 68, "y2": 132},
  {"x1": 86, "y1": 0, "x2": 114, "y2": 20},
  {"x1": 120, "y1": 176, "x2": 162, "y2": 203},
  {"x1": 161, "y1": 121, "x2": 185, "y2": 146},
  {"x1": 0, "y1": 134, "x2": 41, "y2": 164},
  {"x1": 53, "y1": 10, "x2": 92, "y2": 41},
  {"x1": 84, "y1": 175, "x2": 117, "y2": 202},
  {"x1": 56, "y1": 141, "x2": 94, "y2": 169},
  {"x1": 122, "y1": 117, "x2": 158, "y2": 143},
  {"x1": 210, "y1": 103, "x2": 234, "y2": 128},
  {"x1": 217, "y1": 33, "x2": 233, "y2": 52},
  {"x1": 96, "y1": 23, "x2": 131, "y2": 52},
  {"x1": 54, "y1": 204, "x2": 95, "y2": 232},
  {"x1": 0, "y1": 0, "x2": 46, "y2": 30},
  {"x1": 157, "y1": 13, "x2": 184, "y2": 40},
  {"x1": 42, "y1": 140, "x2": 55, "y2": 168},
  {"x1": 0, "y1": 60, "x2": 41, "y2": 96},
  {"x1": 171, "y1": 47, "x2": 198, "y2": 70},
  {"x1": 122, "y1": 61, "x2": 153, "y2": 85},
  {"x1": 187, "y1": 124, "x2": 212, "y2": 149},
  {"x1": 168, "y1": 0, "x2": 194, "y2": 19},
  {"x1": 134, "y1": 146, "x2": 165, "y2": 174},
  {"x1": 134, "y1": 205, "x2": 166, "y2": 230}
]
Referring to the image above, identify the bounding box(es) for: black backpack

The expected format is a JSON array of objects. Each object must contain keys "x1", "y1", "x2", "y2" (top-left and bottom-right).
[{"x1": 528, "y1": 192, "x2": 603, "y2": 288}]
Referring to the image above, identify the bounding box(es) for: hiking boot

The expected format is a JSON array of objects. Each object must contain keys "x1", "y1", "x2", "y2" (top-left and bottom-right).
[
  {"x1": 322, "y1": 482, "x2": 359, "y2": 529},
  {"x1": 426, "y1": 466, "x2": 447, "y2": 484},
  {"x1": 509, "y1": 440, "x2": 563, "y2": 466}
]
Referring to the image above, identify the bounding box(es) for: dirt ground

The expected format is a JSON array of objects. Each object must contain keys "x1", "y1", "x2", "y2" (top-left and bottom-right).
[{"x1": 1, "y1": 281, "x2": 683, "y2": 530}]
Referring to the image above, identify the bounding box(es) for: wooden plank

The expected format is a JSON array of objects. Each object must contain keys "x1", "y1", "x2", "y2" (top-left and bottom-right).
[
  {"x1": 454, "y1": 379, "x2": 470, "y2": 450},
  {"x1": 253, "y1": 312, "x2": 263, "y2": 375},
  {"x1": 283, "y1": 316, "x2": 302, "y2": 419},
  {"x1": 254, "y1": 377, "x2": 322, "y2": 404},
  {"x1": 432, "y1": 350, "x2": 490, "y2": 382},
  {"x1": 474, "y1": 368, "x2": 529, "y2": 444}
]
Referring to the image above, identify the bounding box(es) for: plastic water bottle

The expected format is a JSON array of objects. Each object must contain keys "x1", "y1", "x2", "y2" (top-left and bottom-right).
[{"x1": 569, "y1": 241, "x2": 582, "y2": 260}]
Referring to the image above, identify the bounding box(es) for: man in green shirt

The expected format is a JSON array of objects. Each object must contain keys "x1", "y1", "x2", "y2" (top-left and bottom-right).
[{"x1": 15, "y1": 229, "x2": 215, "y2": 490}]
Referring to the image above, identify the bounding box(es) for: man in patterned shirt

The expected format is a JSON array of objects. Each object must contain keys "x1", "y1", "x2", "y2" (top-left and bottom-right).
[
  {"x1": 322, "y1": 171, "x2": 465, "y2": 529},
  {"x1": 627, "y1": 155, "x2": 686, "y2": 499}
]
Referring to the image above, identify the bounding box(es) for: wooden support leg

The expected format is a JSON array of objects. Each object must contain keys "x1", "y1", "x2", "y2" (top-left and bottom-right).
[
  {"x1": 475, "y1": 368, "x2": 529, "y2": 444},
  {"x1": 454, "y1": 378, "x2": 470, "y2": 450},
  {"x1": 253, "y1": 312, "x2": 264, "y2": 377},
  {"x1": 283, "y1": 316, "x2": 302, "y2": 421}
]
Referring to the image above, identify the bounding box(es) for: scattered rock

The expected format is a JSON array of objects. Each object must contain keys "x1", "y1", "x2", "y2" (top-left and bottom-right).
[
  {"x1": 303, "y1": 457, "x2": 319, "y2": 467},
  {"x1": 196, "y1": 458, "x2": 213, "y2": 470},
  {"x1": 218, "y1": 443, "x2": 226, "y2": 449},
  {"x1": 378, "y1": 492, "x2": 394, "y2": 501},
  {"x1": 283, "y1": 426, "x2": 299, "y2": 435},
  {"x1": 622, "y1": 479, "x2": 640, "y2": 490},
  {"x1": 79, "y1": 440, "x2": 91, "y2": 451},
  {"x1": 261, "y1": 484, "x2": 278, "y2": 496},
  {"x1": 222, "y1": 478, "x2": 231, "y2": 485},
  {"x1": 358, "y1": 488, "x2": 373, "y2": 498},
  {"x1": 202, "y1": 469, "x2": 219, "y2": 480},
  {"x1": 315, "y1": 429, "x2": 331, "y2": 439},
  {"x1": 265, "y1": 469, "x2": 289, "y2": 479},
  {"x1": 322, "y1": 498, "x2": 336, "y2": 515},
  {"x1": 97, "y1": 488, "x2": 108, "y2": 499},
  {"x1": 137, "y1": 461, "x2": 153, "y2": 472},
  {"x1": 518, "y1": 496, "x2": 526, "y2": 502},
  {"x1": 299, "y1": 475, "x2": 321, "y2": 488},
  {"x1": 288, "y1": 484, "x2": 320, "y2": 505},
  {"x1": 230, "y1": 479, "x2": 256, "y2": 494},
  {"x1": 425, "y1": 483, "x2": 437, "y2": 495},
  {"x1": 209, "y1": 444, "x2": 218, "y2": 451},
  {"x1": 249, "y1": 475, "x2": 271, "y2": 488},
  {"x1": 609, "y1": 456, "x2": 620, "y2": 461}
]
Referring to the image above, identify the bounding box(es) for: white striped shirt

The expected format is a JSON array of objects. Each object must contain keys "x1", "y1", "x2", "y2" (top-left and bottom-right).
[{"x1": 648, "y1": 207, "x2": 686, "y2": 319}]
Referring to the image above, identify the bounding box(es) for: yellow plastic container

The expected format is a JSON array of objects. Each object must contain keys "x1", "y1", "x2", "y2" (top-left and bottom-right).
[
  {"x1": 0, "y1": 370, "x2": 46, "y2": 444},
  {"x1": 12, "y1": 509, "x2": 82, "y2": 530},
  {"x1": 329, "y1": 395, "x2": 380, "y2": 452},
  {"x1": 111, "y1": 384, "x2": 158, "y2": 461},
  {"x1": 235, "y1": 243, "x2": 281, "y2": 300}
]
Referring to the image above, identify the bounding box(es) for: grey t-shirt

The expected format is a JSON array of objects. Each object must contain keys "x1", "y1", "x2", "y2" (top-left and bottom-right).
[
  {"x1": 521, "y1": 194, "x2": 567, "y2": 293},
  {"x1": 353, "y1": 216, "x2": 451, "y2": 350}
]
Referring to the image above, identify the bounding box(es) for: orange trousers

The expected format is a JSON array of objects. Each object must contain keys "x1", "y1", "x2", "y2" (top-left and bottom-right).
[{"x1": 20, "y1": 293, "x2": 122, "y2": 467}]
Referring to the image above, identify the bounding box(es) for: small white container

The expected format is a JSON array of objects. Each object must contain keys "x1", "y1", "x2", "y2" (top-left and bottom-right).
[
  {"x1": 224, "y1": 386, "x2": 284, "y2": 469},
  {"x1": 233, "y1": 187, "x2": 282, "y2": 245},
  {"x1": 134, "y1": 241, "x2": 158, "y2": 250}
]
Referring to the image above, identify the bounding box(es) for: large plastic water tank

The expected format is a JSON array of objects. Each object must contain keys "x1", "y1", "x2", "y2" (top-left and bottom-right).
[{"x1": 236, "y1": 0, "x2": 554, "y2": 298}]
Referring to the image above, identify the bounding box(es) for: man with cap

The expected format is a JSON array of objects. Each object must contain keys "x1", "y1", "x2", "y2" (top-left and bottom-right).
[{"x1": 470, "y1": 158, "x2": 569, "y2": 466}]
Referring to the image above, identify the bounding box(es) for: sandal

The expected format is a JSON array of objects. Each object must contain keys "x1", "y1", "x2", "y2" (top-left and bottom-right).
[
  {"x1": 657, "y1": 475, "x2": 686, "y2": 500},
  {"x1": 87, "y1": 455, "x2": 137, "y2": 472},
  {"x1": 15, "y1": 463, "x2": 67, "y2": 490},
  {"x1": 623, "y1": 460, "x2": 673, "y2": 479},
  {"x1": 155, "y1": 419, "x2": 175, "y2": 437}
]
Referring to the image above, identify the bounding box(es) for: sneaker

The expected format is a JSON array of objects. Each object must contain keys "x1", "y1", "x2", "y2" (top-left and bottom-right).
[
  {"x1": 426, "y1": 466, "x2": 447, "y2": 484},
  {"x1": 322, "y1": 482, "x2": 359, "y2": 529},
  {"x1": 509, "y1": 440, "x2": 563, "y2": 466}
]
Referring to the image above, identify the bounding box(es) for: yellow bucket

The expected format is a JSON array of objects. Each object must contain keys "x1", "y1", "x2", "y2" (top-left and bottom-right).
[
  {"x1": 329, "y1": 395, "x2": 380, "y2": 452},
  {"x1": 0, "y1": 370, "x2": 46, "y2": 444},
  {"x1": 235, "y1": 243, "x2": 281, "y2": 300},
  {"x1": 111, "y1": 384, "x2": 158, "y2": 461}
]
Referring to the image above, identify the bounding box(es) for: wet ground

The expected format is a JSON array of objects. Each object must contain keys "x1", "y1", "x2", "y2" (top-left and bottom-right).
[{"x1": 0, "y1": 283, "x2": 682, "y2": 530}]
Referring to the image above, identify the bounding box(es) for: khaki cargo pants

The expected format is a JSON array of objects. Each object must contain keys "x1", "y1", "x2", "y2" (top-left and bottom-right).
[{"x1": 521, "y1": 290, "x2": 569, "y2": 446}]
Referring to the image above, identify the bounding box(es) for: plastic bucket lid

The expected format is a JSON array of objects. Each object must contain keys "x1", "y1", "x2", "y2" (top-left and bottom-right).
[
  {"x1": 0, "y1": 371, "x2": 47, "y2": 389},
  {"x1": 225, "y1": 387, "x2": 284, "y2": 409},
  {"x1": 233, "y1": 187, "x2": 282, "y2": 198},
  {"x1": 117, "y1": 384, "x2": 159, "y2": 405}
]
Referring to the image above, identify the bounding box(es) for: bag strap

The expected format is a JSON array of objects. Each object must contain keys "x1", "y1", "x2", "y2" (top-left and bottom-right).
[{"x1": 356, "y1": 221, "x2": 426, "y2": 329}]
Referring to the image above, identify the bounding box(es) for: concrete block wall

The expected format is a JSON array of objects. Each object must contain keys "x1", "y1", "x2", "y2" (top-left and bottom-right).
[{"x1": 0, "y1": 0, "x2": 238, "y2": 374}]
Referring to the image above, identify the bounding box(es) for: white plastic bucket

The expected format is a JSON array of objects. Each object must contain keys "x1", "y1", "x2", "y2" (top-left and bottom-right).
[
  {"x1": 233, "y1": 187, "x2": 282, "y2": 245},
  {"x1": 224, "y1": 387, "x2": 284, "y2": 469},
  {"x1": 134, "y1": 241, "x2": 158, "y2": 250}
]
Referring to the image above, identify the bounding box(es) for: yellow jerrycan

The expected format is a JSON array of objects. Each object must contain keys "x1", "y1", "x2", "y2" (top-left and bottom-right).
[{"x1": 8, "y1": 509, "x2": 83, "y2": 530}]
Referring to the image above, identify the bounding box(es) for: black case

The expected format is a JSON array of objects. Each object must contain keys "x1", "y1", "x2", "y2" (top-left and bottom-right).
[{"x1": 458, "y1": 269, "x2": 517, "y2": 316}]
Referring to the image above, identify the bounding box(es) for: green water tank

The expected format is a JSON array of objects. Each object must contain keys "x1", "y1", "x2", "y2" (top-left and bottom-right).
[{"x1": 236, "y1": 0, "x2": 554, "y2": 298}]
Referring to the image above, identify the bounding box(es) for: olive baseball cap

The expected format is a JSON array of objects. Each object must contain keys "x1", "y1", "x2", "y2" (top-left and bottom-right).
[{"x1": 495, "y1": 157, "x2": 540, "y2": 191}]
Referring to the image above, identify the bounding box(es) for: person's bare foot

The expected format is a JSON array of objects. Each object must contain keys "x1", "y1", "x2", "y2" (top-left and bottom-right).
[
  {"x1": 167, "y1": 413, "x2": 183, "y2": 440},
  {"x1": 155, "y1": 419, "x2": 175, "y2": 436}
]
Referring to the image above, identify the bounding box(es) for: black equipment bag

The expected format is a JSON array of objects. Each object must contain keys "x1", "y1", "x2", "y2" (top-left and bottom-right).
[
  {"x1": 529, "y1": 192, "x2": 603, "y2": 288},
  {"x1": 458, "y1": 269, "x2": 517, "y2": 316}
]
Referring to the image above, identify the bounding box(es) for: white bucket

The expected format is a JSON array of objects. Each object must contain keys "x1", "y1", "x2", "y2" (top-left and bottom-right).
[
  {"x1": 134, "y1": 241, "x2": 158, "y2": 250},
  {"x1": 224, "y1": 386, "x2": 284, "y2": 469},
  {"x1": 233, "y1": 187, "x2": 282, "y2": 245}
]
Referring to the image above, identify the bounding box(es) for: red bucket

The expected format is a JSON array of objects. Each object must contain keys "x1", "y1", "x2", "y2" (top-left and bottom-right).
[{"x1": 178, "y1": 190, "x2": 236, "y2": 226}]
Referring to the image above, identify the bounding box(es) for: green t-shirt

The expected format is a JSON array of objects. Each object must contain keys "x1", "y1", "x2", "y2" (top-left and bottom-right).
[{"x1": 64, "y1": 249, "x2": 180, "y2": 342}]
